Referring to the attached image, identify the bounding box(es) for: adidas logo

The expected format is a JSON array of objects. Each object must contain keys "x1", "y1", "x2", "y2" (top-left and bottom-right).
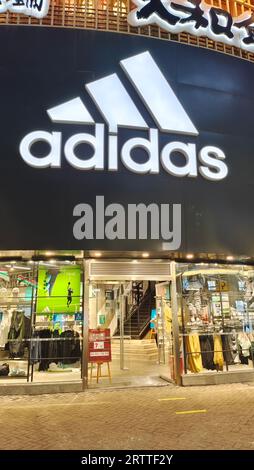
[{"x1": 19, "y1": 51, "x2": 228, "y2": 181}]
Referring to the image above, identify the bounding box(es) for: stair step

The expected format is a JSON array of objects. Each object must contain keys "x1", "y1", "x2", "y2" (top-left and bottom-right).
[
  {"x1": 111, "y1": 341, "x2": 156, "y2": 346},
  {"x1": 112, "y1": 346, "x2": 159, "y2": 350},
  {"x1": 112, "y1": 349, "x2": 158, "y2": 354},
  {"x1": 112, "y1": 353, "x2": 168, "y2": 360}
]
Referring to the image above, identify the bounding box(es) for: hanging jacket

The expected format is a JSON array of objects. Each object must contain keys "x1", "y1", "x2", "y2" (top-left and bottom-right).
[
  {"x1": 199, "y1": 335, "x2": 216, "y2": 370},
  {"x1": 0, "y1": 310, "x2": 12, "y2": 348},
  {"x1": 221, "y1": 334, "x2": 235, "y2": 365},
  {"x1": 38, "y1": 328, "x2": 52, "y2": 371},
  {"x1": 8, "y1": 310, "x2": 25, "y2": 358},
  {"x1": 213, "y1": 335, "x2": 224, "y2": 369},
  {"x1": 238, "y1": 333, "x2": 251, "y2": 357},
  {"x1": 186, "y1": 334, "x2": 203, "y2": 373},
  {"x1": 60, "y1": 330, "x2": 81, "y2": 364}
]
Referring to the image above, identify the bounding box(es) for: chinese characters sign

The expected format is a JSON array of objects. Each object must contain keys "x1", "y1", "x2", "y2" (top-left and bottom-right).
[
  {"x1": 0, "y1": 0, "x2": 49, "y2": 19},
  {"x1": 128, "y1": 0, "x2": 254, "y2": 53},
  {"x1": 88, "y1": 329, "x2": 112, "y2": 363}
]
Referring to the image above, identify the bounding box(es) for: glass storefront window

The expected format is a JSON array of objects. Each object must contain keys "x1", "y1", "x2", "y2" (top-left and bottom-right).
[
  {"x1": 3, "y1": 256, "x2": 254, "y2": 388},
  {"x1": 31, "y1": 260, "x2": 83, "y2": 383},
  {"x1": 176, "y1": 263, "x2": 254, "y2": 377},
  {"x1": 0, "y1": 261, "x2": 35, "y2": 382},
  {"x1": 0, "y1": 258, "x2": 84, "y2": 384}
]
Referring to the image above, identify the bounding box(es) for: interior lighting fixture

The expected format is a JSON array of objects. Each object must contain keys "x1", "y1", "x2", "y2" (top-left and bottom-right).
[{"x1": 13, "y1": 266, "x2": 31, "y2": 270}]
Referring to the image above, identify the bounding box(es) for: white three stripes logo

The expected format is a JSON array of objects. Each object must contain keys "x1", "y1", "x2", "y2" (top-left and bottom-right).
[{"x1": 47, "y1": 51, "x2": 198, "y2": 137}]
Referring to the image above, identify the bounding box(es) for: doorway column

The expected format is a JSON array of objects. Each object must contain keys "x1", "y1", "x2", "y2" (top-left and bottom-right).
[
  {"x1": 170, "y1": 261, "x2": 182, "y2": 386},
  {"x1": 81, "y1": 258, "x2": 90, "y2": 390}
]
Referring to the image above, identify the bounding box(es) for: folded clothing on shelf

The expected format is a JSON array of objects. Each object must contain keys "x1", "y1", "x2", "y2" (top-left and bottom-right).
[
  {"x1": 9, "y1": 367, "x2": 26, "y2": 377},
  {"x1": 0, "y1": 363, "x2": 9, "y2": 376}
]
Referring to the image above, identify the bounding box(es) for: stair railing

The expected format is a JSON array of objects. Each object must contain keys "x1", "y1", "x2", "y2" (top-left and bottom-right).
[
  {"x1": 138, "y1": 291, "x2": 153, "y2": 339},
  {"x1": 125, "y1": 288, "x2": 151, "y2": 323}
]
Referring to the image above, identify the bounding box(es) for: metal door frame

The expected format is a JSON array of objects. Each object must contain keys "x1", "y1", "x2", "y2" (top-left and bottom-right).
[{"x1": 81, "y1": 259, "x2": 181, "y2": 388}]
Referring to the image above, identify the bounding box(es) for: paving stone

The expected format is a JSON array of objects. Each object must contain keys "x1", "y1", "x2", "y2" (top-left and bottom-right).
[{"x1": 0, "y1": 383, "x2": 253, "y2": 449}]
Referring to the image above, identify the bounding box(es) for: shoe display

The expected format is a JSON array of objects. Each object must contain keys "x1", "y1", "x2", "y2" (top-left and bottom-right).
[{"x1": 9, "y1": 368, "x2": 18, "y2": 376}]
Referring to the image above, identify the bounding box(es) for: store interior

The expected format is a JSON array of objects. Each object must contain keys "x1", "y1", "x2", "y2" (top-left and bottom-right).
[
  {"x1": 0, "y1": 259, "x2": 83, "y2": 383},
  {"x1": 177, "y1": 264, "x2": 254, "y2": 377},
  {"x1": 0, "y1": 257, "x2": 172, "y2": 387},
  {"x1": 1, "y1": 253, "x2": 254, "y2": 387},
  {"x1": 87, "y1": 279, "x2": 170, "y2": 388}
]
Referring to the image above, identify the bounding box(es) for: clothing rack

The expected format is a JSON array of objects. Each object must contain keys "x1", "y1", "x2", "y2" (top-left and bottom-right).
[
  {"x1": 183, "y1": 330, "x2": 254, "y2": 373},
  {"x1": 0, "y1": 307, "x2": 30, "y2": 381},
  {"x1": 28, "y1": 274, "x2": 85, "y2": 382},
  {"x1": 181, "y1": 332, "x2": 239, "y2": 336},
  {"x1": 1, "y1": 264, "x2": 85, "y2": 383}
]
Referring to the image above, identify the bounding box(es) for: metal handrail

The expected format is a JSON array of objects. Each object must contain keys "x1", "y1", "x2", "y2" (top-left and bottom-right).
[
  {"x1": 125, "y1": 288, "x2": 151, "y2": 322},
  {"x1": 138, "y1": 298, "x2": 153, "y2": 339}
]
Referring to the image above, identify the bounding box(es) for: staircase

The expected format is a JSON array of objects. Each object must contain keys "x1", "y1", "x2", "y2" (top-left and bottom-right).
[
  {"x1": 115, "y1": 282, "x2": 156, "y2": 339},
  {"x1": 111, "y1": 339, "x2": 158, "y2": 362}
]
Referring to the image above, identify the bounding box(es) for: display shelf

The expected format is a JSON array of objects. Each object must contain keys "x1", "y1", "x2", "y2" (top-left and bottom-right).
[
  {"x1": 34, "y1": 312, "x2": 82, "y2": 315},
  {"x1": 0, "y1": 376, "x2": 26, "y2": 379},
  {"x1": 35, "y1": 320, "x2": 82, "y2": 326}
]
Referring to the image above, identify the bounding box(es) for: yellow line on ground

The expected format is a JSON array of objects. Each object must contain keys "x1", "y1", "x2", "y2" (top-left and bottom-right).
[
  {"x1": 175, "y1": 409, "x2": 207, "y2": 415},
  {"x1": 158, "y1": 397, "x2": 186, "y2": 401}
]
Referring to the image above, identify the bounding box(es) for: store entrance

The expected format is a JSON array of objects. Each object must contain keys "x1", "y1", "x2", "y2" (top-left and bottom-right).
[{"x1": 87, "y1": 277, "x2": 172, "y2": 388}]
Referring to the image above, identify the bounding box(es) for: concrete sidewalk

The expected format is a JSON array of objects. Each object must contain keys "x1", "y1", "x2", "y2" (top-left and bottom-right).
[{"x1": 0, "y1": 382, "x2": 254, "y2": 450}]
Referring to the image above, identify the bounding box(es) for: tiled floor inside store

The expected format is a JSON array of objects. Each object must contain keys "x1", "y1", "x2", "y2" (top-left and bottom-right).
[
  {"x1": 0, "y1": 359, "x2": 171, "y2": 387},
  {"x1": 1, "y1": 361, "x2": 254, "y2": 386}
]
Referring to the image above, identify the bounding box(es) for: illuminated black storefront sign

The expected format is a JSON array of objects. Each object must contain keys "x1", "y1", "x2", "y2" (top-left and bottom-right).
[
  {"x1": 0, "y1": 27, "x2": 254, "y2": 255},
  {"x1": 128, "y1": 0, "x2": 254, "y2": 53}
]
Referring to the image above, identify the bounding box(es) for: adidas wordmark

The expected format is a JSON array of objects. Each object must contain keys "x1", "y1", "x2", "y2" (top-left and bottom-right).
[{"x1": 19, "y1": 51, "x2": 228, "y2": 182}]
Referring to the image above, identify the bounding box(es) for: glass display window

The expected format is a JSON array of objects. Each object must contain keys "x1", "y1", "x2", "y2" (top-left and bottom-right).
[{"x1": 176, "y1": 264, "x2": 254, "y2": 376}]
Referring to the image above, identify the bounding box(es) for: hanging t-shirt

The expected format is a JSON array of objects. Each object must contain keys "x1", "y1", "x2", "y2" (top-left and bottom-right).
[{"x1": 0, "y1": 310, "x2": 12, "y2": 348}]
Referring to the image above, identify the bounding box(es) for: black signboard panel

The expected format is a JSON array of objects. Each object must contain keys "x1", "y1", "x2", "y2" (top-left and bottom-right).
[{"x1": 0, "y1": 26, "x2": 253, "y2": 255}]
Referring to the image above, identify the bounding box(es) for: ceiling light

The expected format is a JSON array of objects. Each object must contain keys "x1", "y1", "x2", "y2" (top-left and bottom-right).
[
  {"x1": 186, "y1": 254, "x2": 194, "y2": 259},
  {"x1": 13, "y1": 266, "x2": 31, "y2": 270},
  {"x1": 226, "y1": 256, "x2": 234, "y2": 261},
  {"x1": 45, "y1": 251, "x2": 54, "y2": 256},
  {"x1": 94, "y1": 252, "x2": 102, "y2": 257},
  {"x1": 39, "y1": 262, "x2": 58, "y2": 268},
  {"x1": 142, "y1": 253, "x2": 149, "y2": 258}
]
